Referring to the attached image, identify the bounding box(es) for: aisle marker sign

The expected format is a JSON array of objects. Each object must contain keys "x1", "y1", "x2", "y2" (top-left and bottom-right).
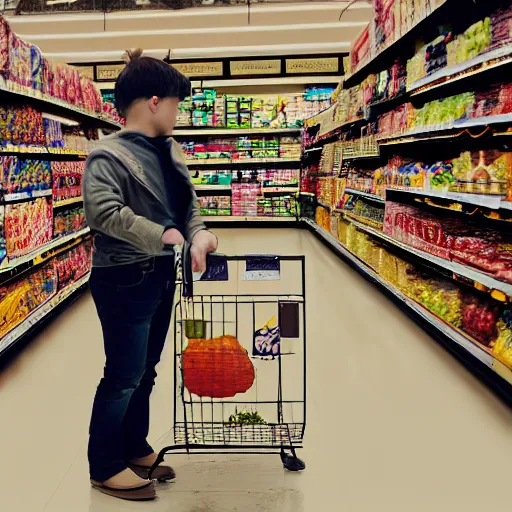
[
  {"x1": 230, "y1": 60, "x2": 281, "y2": 76},
  {"x1": 285, "y1": 57, "x2": 339, "y2": 74},
  {"x1": 172, "y1": 62, "x2": 223, "y2": 77}
]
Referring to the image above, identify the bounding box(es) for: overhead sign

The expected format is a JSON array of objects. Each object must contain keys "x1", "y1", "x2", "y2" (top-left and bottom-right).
[
  {"x1": 96, "y1": 64, "x2": 124, "y2": 81},
  {"x1": 172, "y1": 61, "x2": 223, "y2": 77},
  {"x1": 230, "y1": 59, "x2": 281, "y2": 76},
  {"x1": 71, "y1": 65, "x2": 94, "y2": 80},
  {"x1": 286, "y1": 57, "x2": 339, "y2": 74}
]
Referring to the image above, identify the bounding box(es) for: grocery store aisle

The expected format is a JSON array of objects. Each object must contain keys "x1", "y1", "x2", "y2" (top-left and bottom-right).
[{"x1": 0, "y1": 228, "x2": 511, "y2": 512}]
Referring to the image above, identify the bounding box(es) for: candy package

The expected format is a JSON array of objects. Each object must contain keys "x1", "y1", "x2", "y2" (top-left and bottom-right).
[
  {"x1": 52, "y1": 161, "x2": 85, "y2": 201},
  {"x1": 54, "y1": 240, "x2": 92, "y2": 290},
  {"x1": 1, "y1": 157, "x2": 52, "y2": 196},
  {"x1": 5, "y1": 197, "x2": 52, "y2": 258},
  {"x1": 0, "y1": 263, "x2": 57, "y2": 339},
  {"x1": 53, "y1": 206, "x2": 86, "y2": 237}
]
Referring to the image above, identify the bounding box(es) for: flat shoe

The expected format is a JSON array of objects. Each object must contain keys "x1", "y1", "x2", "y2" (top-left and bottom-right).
[
  {"x1": 128, "y1": 463, "x2": 176, "y2": 482},
  {"x1": 90, "y1": 480, "x2": 156, "y2": 501}
]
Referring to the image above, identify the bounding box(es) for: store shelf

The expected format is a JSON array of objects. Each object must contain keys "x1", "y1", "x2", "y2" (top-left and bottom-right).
[
  {"x1": 344, "y1": 188, "x2": 385, "y2": 203},
  {"x1": 345, "y1": 216, "x2": 512, "y2": 299},
  {"x1": 0, "y1": 272, "x2": 90, "y2": 356},
  {"x1": 316, "y1": 201, "x2": 331, "y2": 212},
  {"x1": 202, "y1": 216, "x2": 297, "y2": 223},
  {"x1": 0, "y1": 80, "x2": 121, "y2": 131},
  {"x1": 302, "y1": 218, "x2": 512, "y2": 389},
  {"x1": 54, "y1": 196, "x2": 84, "y2": 208},
  {"x1": 194, "y1": 185, "x2": 232, "y2": 192},
  {"x1": 0, "y1": 227, "x2": 90, "y2": 281},
  {"x1": 343, "y1": 0, "x2": 454, "y2": 88},
  {"x1": 304, "y1": 116, "x2": 367, "y2": 149},
  {"x1": 187, "y1": 159, "x2": 301, "y2": 170},
  {"x1": 408, "y1": 44, "x2": 512, "y2": 96},
  {"x1": 386, "y1": 188, "x2": 508, "y2": 211},
  {"x1": 174, "y1": 128, "x2": 301, "y2": 136},
  {"x1": 262, "y1": 187, "x2": 299, "y2": 194},
  {"x1": 0, "y1": 146, "x2": 88, "y2": 160},
  {"x1": 2, "y1": 189, "x2": 52, "y2": 203},
  {"x1": 343, "y1": 211, "x2": 384, "y2": 230},
  {"x1": 378, "y1": 114, "x2": 512, "y2": 145}
]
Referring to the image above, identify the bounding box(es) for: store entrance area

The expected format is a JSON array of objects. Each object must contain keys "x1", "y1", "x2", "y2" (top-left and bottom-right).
[{"x1": 0, "y1": 228, "x2": 510, "y2": 512}]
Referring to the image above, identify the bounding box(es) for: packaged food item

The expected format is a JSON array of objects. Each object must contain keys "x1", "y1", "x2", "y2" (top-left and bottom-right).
[
  {"x1": 492, "y1": 310, "x2": 512, "y2": 368},
  {"x1": 5, "y1": 197, "x2": 52, "y2": 258},
  {"x1": 198, "y1": 196, "x2": 231, "y2": 216},
  {"x1": 52, "y1": 161, "x2": 85, "y2": 201},
  {"x1": 53, "y1": 207, "x2": 86, "y2": 237},
  {"x1": 0, "y1": 263, "x2": 57, "y2": 339},
  {"x1": 1, "y1": 158, "x2": 52, "y2": 196},
  {"x1": 54, "y1": 240, "x2": 92, "y2": 289},
  {"x1": 461, "y1": 293, "x2": 501, "y2": 347},
  {"x1": 0, "y1": 17, "x2": 10, "y2": 75}
]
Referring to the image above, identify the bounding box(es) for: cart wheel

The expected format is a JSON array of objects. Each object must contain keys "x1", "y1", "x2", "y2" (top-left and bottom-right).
[
  {"x1": 280, "y1": 450, "x2": 306, "y2": 472},
  {"x1": 148, "y1": 449, "x2": 167, "y2": 480}
]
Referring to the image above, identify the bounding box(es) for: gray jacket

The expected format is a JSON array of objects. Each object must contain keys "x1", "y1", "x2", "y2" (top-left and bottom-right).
[{"x1": 83, "y1": 130, "x2": 206, "y2": 267}]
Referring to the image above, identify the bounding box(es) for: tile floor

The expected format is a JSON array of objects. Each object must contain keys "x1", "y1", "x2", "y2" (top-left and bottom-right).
[{"x1": 0, "y1": 228, "x2": 511, "y2": 512}]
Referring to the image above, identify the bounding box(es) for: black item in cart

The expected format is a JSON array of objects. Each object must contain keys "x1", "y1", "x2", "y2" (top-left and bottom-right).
[{"x1": 149, "y1": 251, "x2": 307, "y2": 475}]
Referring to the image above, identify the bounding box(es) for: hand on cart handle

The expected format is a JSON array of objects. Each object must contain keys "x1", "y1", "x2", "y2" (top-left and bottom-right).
[
  {"x1": 190, "y1": 230, "x2": 218, "y2": 273},
  {"x1": 162, "y1": 228, "x2": 185, "y2": 246}
]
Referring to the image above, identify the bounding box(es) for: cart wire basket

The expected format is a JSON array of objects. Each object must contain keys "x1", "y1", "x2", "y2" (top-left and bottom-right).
[{"x1": 150, "y1": 249, "x2": 307, "y2": 476}]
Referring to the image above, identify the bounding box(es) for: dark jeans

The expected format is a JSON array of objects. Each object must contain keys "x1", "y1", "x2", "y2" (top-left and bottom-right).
[{"x1": 88, "y1": 256, "x2": 176, "y2": 482}]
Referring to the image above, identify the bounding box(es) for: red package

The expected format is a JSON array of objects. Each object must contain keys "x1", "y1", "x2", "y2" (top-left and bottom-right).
[
  {"x1": 461, "y1": 294, "x2": 501, "y2": 347},
  {"x1": 0, "y1": 17, "x2": 9, "y2": 75}
]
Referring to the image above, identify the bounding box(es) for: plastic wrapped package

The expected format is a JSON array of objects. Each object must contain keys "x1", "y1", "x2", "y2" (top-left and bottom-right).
[
  {"x1": 0, "y1": 263, "x2": 57, "y2": 339},
  {"x1": 0, "y1": 105, "x2": 45, "y2": 147},
  {"x1": 31, "y1": 44, "x2": 44, "y2": 92},
  {"x1": 5, "y1": 197, "x2": 52, "y2": 258},
  {"x1": 54, "y1": 240, "x2": 92, "y2": 290},
  {"x1": 461, "y1": 292, "x2": 501, "y2": 347},
  {"x1": 408, "y1": 273, "x2": 463, "y2": 328},
  {"x1": 8, "y1": 32, "x2": 32, "y2": 88},
  {"x1": 0, "y1": 17, "x2": 9, "y2": 75},
  {"x1": 1, "y1": 157, "x2": 51, "y2": 195},
  {"x1": 51, "y1": 161, "x2": 85, "y2": 201},
  {"x1": 53, "y1": 207, "x2": 86, "y2": 237},
  {"x1": 492, "y1": 312, "x2": 512, "y2": 368}
]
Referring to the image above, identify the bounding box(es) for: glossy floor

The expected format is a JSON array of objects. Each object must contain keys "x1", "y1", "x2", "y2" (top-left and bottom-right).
[{"x1": 0, "y1": 228, "x2": 511, "y2": 512}]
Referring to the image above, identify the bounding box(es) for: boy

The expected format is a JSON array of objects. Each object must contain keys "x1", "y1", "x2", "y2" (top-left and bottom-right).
[{"x1": 83, "y1": 49, "x2": 217, "y2": 501}]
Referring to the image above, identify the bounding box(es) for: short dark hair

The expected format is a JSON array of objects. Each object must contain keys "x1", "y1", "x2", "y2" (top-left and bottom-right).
[{"x1": 114, "y1": 50, "x2": 191, "y2": 117}]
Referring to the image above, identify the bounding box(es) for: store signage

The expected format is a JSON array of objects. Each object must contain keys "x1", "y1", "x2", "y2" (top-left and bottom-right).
[
  {"x1": 96, "y1": 64, "x2": 124, "y2": 81},
  {"x1": 72, "y1": 66, "x2": 94, "y2": 80},
  {"x1": 172, "y1": 61, "x2": 223, "y2": 77},
  {"x1": 230, "y1": 60, "x2": 281, "y2": 76},
  {"x1": 286, "y1": 57, "x2": 339, "y2": 74}
]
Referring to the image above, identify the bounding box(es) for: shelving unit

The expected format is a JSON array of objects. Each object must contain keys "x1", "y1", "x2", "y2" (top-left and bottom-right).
[
  {"x1": 0, "y1": 228, "x2": 90, "y2": 280},
  {"x1": 300, "y1": 0, "x2": 512, "y2": 399},
  {"x1": 344, "y1": 188, "x2": 385, "y2": 203},
  {"x1": 0, "y1": 81, "x2": 121, "y2": 131},
  {"x1": 187, "y1": 159, "x2": 301, "y2": 170},
  {"x1": 174, "y1": 128, "x2": 301, "y2": 136},
  {"x1": 0, "y1": 272, "x2": 90, "y2": 356},
  {"x1": 303, "y1": 219, "x2": 512, "y2": 393},
  {"x1": 54, "y1": 197, "x2": 84, "y2": 208},
  {"x1": 0, "y1": 17, "x2": 119, "y2": 358}
]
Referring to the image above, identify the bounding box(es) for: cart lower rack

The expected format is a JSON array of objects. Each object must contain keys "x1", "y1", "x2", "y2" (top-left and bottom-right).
[{"x1": 150, "y1": 254, "x2": 307, "y2": 476}]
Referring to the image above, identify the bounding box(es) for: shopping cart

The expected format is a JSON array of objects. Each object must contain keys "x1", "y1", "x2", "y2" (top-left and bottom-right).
[{"x1": 149, "y1": 249, "x2": 307, "y2": 476}]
